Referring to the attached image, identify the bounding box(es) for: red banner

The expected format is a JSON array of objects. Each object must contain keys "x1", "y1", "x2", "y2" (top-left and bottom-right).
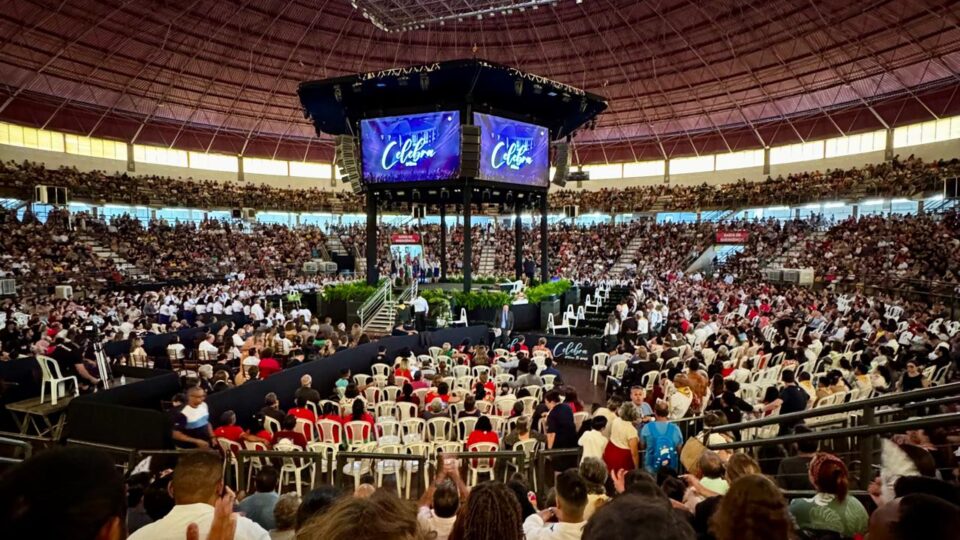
[
  {"x1": 716, "y1": 231, "x2": 749, "y2": 243},
  {"x1": 390, "y1": 233, "x2": 421, "y2": 245}
]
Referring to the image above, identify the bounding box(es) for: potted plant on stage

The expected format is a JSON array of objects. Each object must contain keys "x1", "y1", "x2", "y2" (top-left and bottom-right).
[
  {"x1": 449, "y1": 290, "x2": 512, "y2": 326},
  {"x1": 421, "y1": 289, "x2": 453, "y2": 329},
  {"x1": 320, "y1": 281, "x2": 379, "y2": 326},
  {"x1": 526, "y1": 279, "x2": 573, "y2": 331}
]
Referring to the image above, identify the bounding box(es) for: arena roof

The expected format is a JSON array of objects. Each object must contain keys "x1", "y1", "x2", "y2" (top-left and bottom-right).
[{"x1": 0, "y1": 0, "x2": 958, "y2": 164}]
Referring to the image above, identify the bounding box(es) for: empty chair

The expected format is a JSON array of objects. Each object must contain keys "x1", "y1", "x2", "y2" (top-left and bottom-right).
[
  {"x1": 451, "y1": 308, "x2": 469, "y2": 327},
  {"x1": 371, "y1": 363, "x2": 392, "y2": 377},
  {"x1": 396, "y1": 401, "x2": 418, "y2": 422},
  {"x1": 590, "y1": 353, "x2": 609, "y2": 385},
  {"x1": 306, "y1": 441, "x2": 339, "y2": 484},
  {"x1": 400, "y1": 418, "x2": 427, "y2": 443},
  {"x1": 403, "y1": 441, "x2": 433, "y2": 498},
  {"x1": 36, "y1": 355, "x2": 78, "y2": 405},
  {"x1": 274, "y1": 441, "x2": 314, "y2": 496},
  {"x1": 457, "y1": 417, "x2": 479, "y2": 441},
  {"x1": 376, "y1": 401, "x2": 398, "y2": 420},
  {"x1": 374, "y1": 444, "x2": 404, "y2": 496},
  {"x1": 427, "y1": 417, "x2": 454, "y2": 442}
]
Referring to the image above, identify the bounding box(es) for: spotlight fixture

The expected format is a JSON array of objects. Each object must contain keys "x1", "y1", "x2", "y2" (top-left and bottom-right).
[
  {"x1": 440, "y1": 188, "x2": 450, "y2": 201},
  {"x1": 351, "y1": 82, "x2": 362, "y2": 93},
  {"x1": 412, "y1": 189, "x2": 421, "y2": 201},
  {"x1": 514, "y1": 79, "x2": 523, "y2": 97},
  {"x1": 333, "y1": 85, "x2": 342, "y2": 102},
  {"x1": 419, "y1": 73, "x2": 430, "y2": 91},
  {"x1": 533, "y1": 84, "x2": 543, "y2": 95},
  {"x1": 398, "y1": 75, "x2": 409, "y2": 86}
]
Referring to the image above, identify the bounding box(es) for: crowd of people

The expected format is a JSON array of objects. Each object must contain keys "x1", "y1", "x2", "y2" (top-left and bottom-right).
[
  {"x1": 3, "y1": 261, "x2": 959, "y2": 540},
  {"x1": 2, "y1": 154, "x2": 957, "y2": 217}
]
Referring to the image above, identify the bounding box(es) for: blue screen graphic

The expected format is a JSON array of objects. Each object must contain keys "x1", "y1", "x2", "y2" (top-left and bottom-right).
[
  {"x1": 361, "y1": 111, "x2": 461, "y2": 183},
  {"x1": 474, "y1": 113, "x2": 549, "y2": 187}
]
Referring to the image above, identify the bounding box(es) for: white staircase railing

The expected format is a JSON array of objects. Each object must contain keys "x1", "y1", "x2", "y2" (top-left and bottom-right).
[
  {"x1": 358, "y1": 280, "x2": 391, "y2": 332},
  {"x1": 397, "y1": 279, "x2": 418, "y2": 305}
]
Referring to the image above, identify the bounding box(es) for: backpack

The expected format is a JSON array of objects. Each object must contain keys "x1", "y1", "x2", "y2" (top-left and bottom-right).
[{"x1": 650, "y1": 422, "x2": 679, "y2": 472}]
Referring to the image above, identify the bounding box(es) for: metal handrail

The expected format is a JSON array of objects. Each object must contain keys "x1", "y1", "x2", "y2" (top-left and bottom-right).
[
  {"x1": 713, "y1": 381, "x2": 960, "y2": 433},
  {"x1": 397, "y1": 279, "x2": 418, "y2": 305},
  {"x1": 358, "y1": 280, "x2": 391, "y2": 332}
]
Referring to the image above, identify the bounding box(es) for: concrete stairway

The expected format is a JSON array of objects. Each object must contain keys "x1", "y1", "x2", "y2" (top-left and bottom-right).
[
  {"x1": 477, "y1": 235, "x2": 498, "y2": 275},
  {"x1": 609, "y1": 233, "x2": 646, "y2": 276},
  {"x1": 75, "y1": 233, "x2": 152, "y2": 281},
  {"x1": 326, "y1": 235, "x2": 349, "y2": 257},
  {"x1": 768, "y1": 230, "x2": 825, "y2": 268},
  {"x1": 363, "y1": 299, "x2": 397, "y2": 335}
]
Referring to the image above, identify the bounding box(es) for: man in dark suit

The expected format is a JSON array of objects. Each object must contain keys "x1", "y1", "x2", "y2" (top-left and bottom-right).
[
  {"x1": 523, "y1": 258, "x2": 536, "y2": 281},
  {"x1": 493, "y1": 304, "x2": 514, "y2": 348}
]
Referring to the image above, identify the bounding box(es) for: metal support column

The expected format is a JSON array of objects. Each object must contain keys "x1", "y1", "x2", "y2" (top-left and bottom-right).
[
  {"x1": 860, "y1": 406, "x2": 876, "y2": 489},
  {"x1": 365, "y1": 191, "x2": 378, "y2": 285},
  {"x1": 463, "y1": 188, "x2": 472, "y2": 292},
  {"x1": 514, "y1": 205, "x2": 523, "y2": 280},
  {"x1": 440, "y1": 204, "x2": 448, "y2": 281},
  {"x1": 539, "y1": 195, "x2": 548, "y2": 283}
]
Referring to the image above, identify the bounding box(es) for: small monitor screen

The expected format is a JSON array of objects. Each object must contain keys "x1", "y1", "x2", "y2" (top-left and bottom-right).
[
  {"x1": 474, "y1": 112, "x2": 549, "y2": 187},
  {"x1": 361, "y1": 111, "x2": 461, "y2": 183}
]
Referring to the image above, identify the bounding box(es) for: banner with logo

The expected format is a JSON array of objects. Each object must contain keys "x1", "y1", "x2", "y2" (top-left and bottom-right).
[
  {"x1": 360, "y1": 111, "x2": 461, "y2": 183},
  {"x1": 716, "y1": 230, "x2": 750, "y2": 243},
  {"x1": 390, "y1": 233, "x2": 422, "y2": 245},
  {"x1": 474, "y1": 112, "x2": 549, "y2": 187},
  {"x1": 506, "y1": 333, "x2": 601, "y2": 364}
]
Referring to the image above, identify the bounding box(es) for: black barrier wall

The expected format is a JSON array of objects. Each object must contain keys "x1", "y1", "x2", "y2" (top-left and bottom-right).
[
  {"x1": 506, "y1": 333, "x2": 601, "y2": 364},
  {"x1": 67, "y1": 325, "x2": 489, "y2": 449}
]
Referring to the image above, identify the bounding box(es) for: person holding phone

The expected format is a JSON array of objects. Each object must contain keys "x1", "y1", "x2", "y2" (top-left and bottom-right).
[{"x1": 417, "y1": 454, "x2": 470, "y2": 540}]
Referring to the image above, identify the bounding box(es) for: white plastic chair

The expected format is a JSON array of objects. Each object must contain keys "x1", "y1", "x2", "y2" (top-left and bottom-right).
[
  {"x1": 403, "y1": 441, "x2": 433, "y2": 498},
  {"x1": 427, "y1": 417, "x2": 454, "y2": 442},
  {"x1": 374, "y1": 444, "x2": 404, "y2": 496},
  {"x1": 341, "y1": 441, "x2": 377, "y2": 490},
  {"x1": 372, "y1": 364, "x2": 391, "y2": 377},
  {"x1": 396, "y1": 401, "x2": 418, "y2": 421},
  {"x1": 37, "y1": 355, "x2": 78, "y2": 405},
  {"x1": 457, "y1": 417, "x2": 479, "y2": 441},
  {"x1": 345, "y1": 420, "x2": 372, "y2": 444},
  {"x1": 467, "y1": 442, "x2": 499, "y2": 485},
  {"x1": 543, "y1": 313, "x2": 561, "y2": 335},
  {"x1": 590, "y1": 353, "x2": 609, "y2": 384},
  {"x1": 295, "y1": 418, "x2": 316, "y2": 443},
  {"x1": 584, "y1": 294, "x2": 600, "y2": 313},
  {"x1": 263, "y1": 415, "x2": 281, "y2": 434},
  {"x1": 376, "y1": 401, "x2": 398, "y2": 420},
  {"x1": 400, "y1": 418, "x2": 426, "y2": 443},
  {"x1": 306, "y1": 441, "x2": 338, "y2": 484},
  {"x1": 274, "y1": 441, "x2": 314, "y2": 496},
  {"x1": 506, "y1": 438, "x2": 539, "y2": 486},
  {"x1": 428, "y1": 346, "x2": 443, "y2": 359},
  {"x1": 451, "y1": 308, "x2": 469, "y2": 327},
  {"x1": 317, "y1": 419, "x2": 342, "y2": 444}
]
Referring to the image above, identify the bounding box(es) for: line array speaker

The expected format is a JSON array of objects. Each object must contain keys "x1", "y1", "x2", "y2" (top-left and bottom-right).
[
  {"x1": 552, "y1": 143, "x2": 571, "y2": 187},
  {"x1": 461, "y1": 125, "x2": 481, "y2": 178},
  {"x1": 335, "y1": 135, "x2": 363, "y2": 194}
]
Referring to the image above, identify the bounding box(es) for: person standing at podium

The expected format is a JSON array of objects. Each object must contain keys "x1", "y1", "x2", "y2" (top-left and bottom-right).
[{"x1": 412, "y1": 293, "x2": 429, "y2": 332}]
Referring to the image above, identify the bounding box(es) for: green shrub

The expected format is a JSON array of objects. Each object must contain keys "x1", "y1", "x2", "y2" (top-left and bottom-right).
[
  {"x1": 321, "y1": 281, "x2": 379, "y2": 303},
  {"x1": 525, "y1": 279, "x2": 573, "y2": 304},
  {"x1": 449, "y1": 290, "x2": 513, "y2": 310}
]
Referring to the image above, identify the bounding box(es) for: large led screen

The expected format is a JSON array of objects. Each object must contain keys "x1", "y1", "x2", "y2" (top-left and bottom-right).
[
  {"x1": 474, "y1": 113, "x2": 549, "y2": 187},
  {"x1": 361, "y1": 111, "x2": 461, "y2": 183}
]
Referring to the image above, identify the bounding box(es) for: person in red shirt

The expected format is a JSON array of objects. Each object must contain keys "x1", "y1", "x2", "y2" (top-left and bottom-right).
[
  {"x1": 318, "y1": 402, "x2": 343, "y2": 443},
  {"x1": 258, "y1": 348, "x2": 281, "y2": 379},
  {"x1": 466, "y1": 416, "x2": 500, "y2": 467},
  {"x1": 425, "y1": 381, "x2": 452, "y2": 405},
  {"x1": 394, "y1": 358, "x2": 413, "y2": 380},
  {"x1": 474, "y1": 372, "x2": 496, "y2": 398},
  {"x1": 288, "y1": 397, "x2": 317, "y2": 425},
  {"x1": 272, "y1": 414, "x2": 308, "y2": 448},
  {"x1": 510, "y1": 336, "x2": 530, "y2": 355},
  {"x1": 213, "y1": 410, "x2": 271, "y2": 452},
  {"x1": 341, "y1": 399, "x2": 375, "y2": 441}
]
